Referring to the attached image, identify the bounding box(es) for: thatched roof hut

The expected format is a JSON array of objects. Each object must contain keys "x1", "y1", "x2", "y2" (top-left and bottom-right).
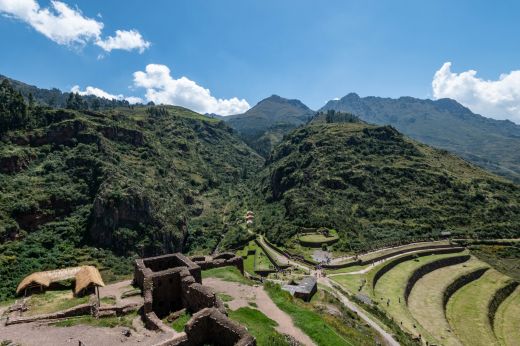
[
  {"x1": 75, "y1": 266, "x2": 105, "y2": 295},
  {"x1": 16, "y1": 266, "x2": 105, "y2": 296}
]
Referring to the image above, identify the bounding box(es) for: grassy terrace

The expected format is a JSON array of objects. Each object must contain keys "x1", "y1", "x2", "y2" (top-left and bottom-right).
[
  {"x1": 237, "y1": 240, "x2": 276, "y2": 274},
  {"x1": 332, "y1": 240, "x2": 451, "y2": 266},
  {"x1": 201, "y1": 266, "x2": 253, "y2": 285},
  {"x1": 265, "y1": 283, "x2": 377, "y2": 346},
  {"x1": 25, "y1": 290, "x2": 89, "y2": 316},
  {"x1": 446, "y1": 269, "x2": 511, "y2": 346},
  {"x1": 228, "y1": 307, "x2": 289, "y2": 346},
  {"x1": 407, "y1": 257, "x2": 488, "y2": 346},
  {"x1": 494, "y1": 286, "x2": 520, "y2": 346},
  {"x1": 372, "y1": 252, "x2": 464, "y2": 342}
]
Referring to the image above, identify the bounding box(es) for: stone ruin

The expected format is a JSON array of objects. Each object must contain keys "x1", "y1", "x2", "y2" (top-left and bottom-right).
[{"x1": 134, "y1": 252, "x2": 255, "y2": 346}]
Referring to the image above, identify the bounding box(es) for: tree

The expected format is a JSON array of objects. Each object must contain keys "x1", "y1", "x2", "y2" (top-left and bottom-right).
[{"x1": 0, "y1": 79, "x2": 28, "y2": 133}]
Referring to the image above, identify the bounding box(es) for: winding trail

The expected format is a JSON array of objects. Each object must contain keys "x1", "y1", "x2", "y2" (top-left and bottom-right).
[
  {"x1": 204, "y1": 277, "x2": 316, "y2": 346},
  {"x1": 259, "y1": 237, "x2": 400, "y2": 346}
]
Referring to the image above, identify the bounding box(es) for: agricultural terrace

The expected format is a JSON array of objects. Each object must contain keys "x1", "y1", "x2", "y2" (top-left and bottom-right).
[
  {"x1": 446, "y1": 269, "x2": 515, "y2": 346},
  {"x1": 298, "y1": 228, "x2": 339, "y2": 247},
  {"x1": 237, "y1": 240, "x2": 276, "y2": 274},
  {"x1": 407, "y1": 257, "x2": 489, "y2": 346},
  {"x1": 494, "y1": 286, "x2": 520, "y2": 346}
]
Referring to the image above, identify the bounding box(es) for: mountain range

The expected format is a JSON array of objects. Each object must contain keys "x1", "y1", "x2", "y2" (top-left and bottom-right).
[
  {"x1": 1, "y1": 74, "x2": 520, "y2": 299},
  {"x1": 321, "y1": 93, "x2": 520, "y2": 182}
]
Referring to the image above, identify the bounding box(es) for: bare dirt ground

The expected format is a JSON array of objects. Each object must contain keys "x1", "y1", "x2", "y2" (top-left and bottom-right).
[
  {"x1": 0, "y1": 281, "x2": 163, "y2": 346},
  {"x1": 203, "y1": 277, "x2": 316, "y2": 346},
  {"x1": 0, "y1": 320, "x2": 171, "y2": 346}
]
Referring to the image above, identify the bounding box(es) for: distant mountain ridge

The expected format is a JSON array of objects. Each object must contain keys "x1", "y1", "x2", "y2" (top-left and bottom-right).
[
  {"x1": 321, "y1": 93, "x2": 520, "y2": 182},
  {"x1": 224, "y1": 95, "x2": 315, "y2": 157}
]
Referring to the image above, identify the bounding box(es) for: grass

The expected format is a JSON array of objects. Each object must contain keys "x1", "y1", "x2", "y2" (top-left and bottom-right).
[
  {"x1": 446, "y1": 269, "x2": 510, "y2": 346},
  {"x1": 26, "y1": 290, "x2": 89, "y2": 316},
  {"x1": 407, "y1": 257, "x2": 488, "y2": 346},
  {"x1": 170, "y1": 310, "x2": 191, "y2": 332},
  {"x1": 100, "y1": 296, "x2": 116, "y2": 306},
  {"x1": 217, "y1": 293, "x2": 234, "y2": 302},
  {"x1": 202, "y1": 266, "x2": 253, "y2": 285},
  {"x1": 265, "y1": 282, "x2": 362, "y2": 346},
  {"x1": 298, "y1": 230, "x2": 339, "y2": 244},
  {"x1": 53, "y1": 311, "x2": 137, "y2": 329},
  {"x1": 372, "y1": 252, "x2": 464, "y2": 343},
  {"x1": 494, "y1": 286, "x2": 520, "y2": 346},
  {"x1": 228, "y1": 307, "x2": 289, "y2": 346}
]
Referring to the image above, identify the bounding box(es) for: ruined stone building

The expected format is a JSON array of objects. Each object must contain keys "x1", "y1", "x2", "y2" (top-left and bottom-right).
[{"x1": 134, "y1": 252, "x2": 255, "y2": 346}]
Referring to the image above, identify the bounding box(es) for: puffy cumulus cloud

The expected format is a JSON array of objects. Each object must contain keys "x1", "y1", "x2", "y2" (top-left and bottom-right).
[
  {"x1": 71, "y1": 85, "x2": 142, "y2": 104},
  {"x1": 96, "y1": 29, "x2": 150, "y2": 53},
  {"x1": 432, "y1": 62, "x2": 520, "y2": 123},
  {"x1": 0, "y1": 0, "x2": 102, "y2": 46},
  {"x1": 133, "y1": 64, "x2": 250, "y2": 115},
  {"x1": 0, "y1": 0, "x2": 149, "y2": 53}
]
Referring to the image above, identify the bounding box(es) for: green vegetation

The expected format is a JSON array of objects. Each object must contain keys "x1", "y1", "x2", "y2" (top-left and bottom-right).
[
  {"x1": 264, "y1": 282, "x2": 378, "y2": 346},
  {"x1": 217, "y1": 293, "x2": 234, "y2": 302},
  {"x1": 201, "y1": 266, "x2": 253, "y2": 285},
  {"x1": 237, "y1": 240, "x2": 276, "y2": 273},
  {"x1": 25, "y1": 290, "x2": 89, "y2": 316},
  {"x1": 446, "y1": 269, "x2": 511, "y2": 346},
  {"x1": 100, "y1": 296, "x2": 116, "y2": 306},
  {"x1": 322, "y1": 93, "x2": 520, "y2": 183},
  {"x1": 53, "y1": 311, "x2": 137, "y2": 328},
  {"x1": 250, "y1": 122, "x2": 520, "y2": 252},
  {"x1": 407, "y1": 258, "x2": 488, "y2": 345},
  {"x1": 470, "y1": 244, "x2": 520, "y2": 282},
  {"x1": 494, "y1": 287, "x2": 520, "y2": 346},
  {"x1": 228, "y1": 307, "x2": 289, "y2": 346},
  {"x1": 170, "y1": 310, "x2": 191, "y2": 332},
  {"x1": 0, "y1": 92, "x2": 262, "y2": 299},
  {"x1": 224, "y1": 95, "x2": 315, "y2": 157}
]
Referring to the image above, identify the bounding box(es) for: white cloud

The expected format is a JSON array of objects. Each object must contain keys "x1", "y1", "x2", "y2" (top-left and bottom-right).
[
  {"x1": 0, "y1": 0, "x2": 149, "y2": 53},
  {"x1": 96, "y1": 29, "x2": 150, "y2": 53},
  {"x1": 71, "y1": 85, "x2": 142, "y2": 104},
  {"x1": 133, "y1": 64, "x2": 250, "y2": 115},
  {"x1": 432, "y1": 62, "x2": 520, "y2": 123}
]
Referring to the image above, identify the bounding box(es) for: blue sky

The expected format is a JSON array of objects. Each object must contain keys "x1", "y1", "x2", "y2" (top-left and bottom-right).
[{"x1": 1, "y1": 1, "x2": 520, "y2": 121}]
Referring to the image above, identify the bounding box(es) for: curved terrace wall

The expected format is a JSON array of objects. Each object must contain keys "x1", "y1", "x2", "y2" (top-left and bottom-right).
[
  {"x1": 372, "y1": 247, "x2": 465, "y2": 290},
  {"x1": 442, "y1": 267, "x2": 489, "y2": 313},
  {"x1": 324, "y1": 243, "x2": 459, "y2": 270},
  {"x1": 403, "y1": 255, "x2": 470, "y2": 304},
  {"x1": 488, "y1": 281, "x2": 519, "y2": 334}
]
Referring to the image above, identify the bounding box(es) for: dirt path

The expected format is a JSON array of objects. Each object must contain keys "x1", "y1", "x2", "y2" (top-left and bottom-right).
[
  {"x1": 204, "y1": 277, "x2": 316, "y2": 346},
  {"x1": 319, "y1": 278, "x2": 399, "y2": 346}
]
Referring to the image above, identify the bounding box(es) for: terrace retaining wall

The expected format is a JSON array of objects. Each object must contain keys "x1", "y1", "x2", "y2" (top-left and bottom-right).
[
  {"x1": 442, "y1": 267, "x2": 489, "y2": 312},
  {"x1": 324, "y1": 243, "x2": 460, "y2": 270},
  {"x1": 372, "y1": 247, "x2": 465, "y2": 289},
  {"x1": 403, "y1": 254, "x2": 471, "y2": 304},
  {"x1": 488, "y1": 281, "x2": 519, "y2": 332}
]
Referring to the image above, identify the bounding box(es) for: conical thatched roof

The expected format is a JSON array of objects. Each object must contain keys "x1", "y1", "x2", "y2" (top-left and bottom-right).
[{"x1": 74, "y1": 266, "x2": 105, "y2": 295}]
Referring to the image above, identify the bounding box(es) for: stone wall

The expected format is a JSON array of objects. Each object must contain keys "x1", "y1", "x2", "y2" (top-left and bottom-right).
[
  {"x1": 442, "y1": 267, "x2": 489, "y2": 312},
  {"x1": 372, "y1": 247, "x2": 465, "y2": 289},
  {"x1": 488, "y1": 280, "x2": 519, "y2": 332},
  {"x1": 154, "y1": 308, "x2": 255, "y2": 346},
  {"x1": 403, "y1": 254, "x2": 470, "y2": 304},
  {"x1": 323, "y1": 243, "x2": 460, "y2": 270},
  {"x1": 5, "y1": 303, "x2": 92, "y2": 326},
  {"x1": 136, "y1": 252, "x2": 254, "y2": 345},
  {"x1": 189, "y1": 253, "x2": 244, "y2": 275}
]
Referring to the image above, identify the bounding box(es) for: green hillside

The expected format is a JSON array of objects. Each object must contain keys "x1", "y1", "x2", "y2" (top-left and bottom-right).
[
  {"x1": 0, "y1": 81, "x2": 262, "y2": 299},
  {"x1": 321, "y1": 93, "x2": 520, "y2": 183},
  {"x1": 224, "y1": 95, "x2": 315, "y2": 156},
  {"x1": 249, "y1": 120, "x2": 520, "y2": 251}
]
